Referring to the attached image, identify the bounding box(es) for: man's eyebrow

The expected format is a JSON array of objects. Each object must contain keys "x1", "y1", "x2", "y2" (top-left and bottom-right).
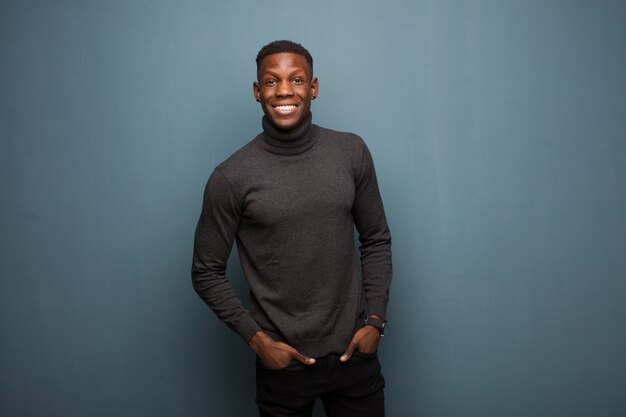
[{"x1": 261, "y1": 69, "x2": 308, "y2": 78}]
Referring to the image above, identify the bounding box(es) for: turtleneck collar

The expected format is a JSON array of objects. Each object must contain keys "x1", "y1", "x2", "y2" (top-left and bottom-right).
[{"x1": 258, "y1": 112, "x2": 319, "y2": 155}]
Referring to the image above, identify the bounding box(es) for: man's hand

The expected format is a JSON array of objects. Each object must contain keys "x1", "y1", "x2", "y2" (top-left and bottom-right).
[
  {"x1": 340, "y1": 324, "x2": 382, "y2": 362},
  {"x1": 249, "y1": 331, "x2": 316, "y2": 369}
]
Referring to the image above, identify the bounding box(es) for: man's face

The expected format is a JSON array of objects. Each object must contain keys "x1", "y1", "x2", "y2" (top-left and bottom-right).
[{"x1": 253, "y1": 53, "x2": 318, "y2": 130}]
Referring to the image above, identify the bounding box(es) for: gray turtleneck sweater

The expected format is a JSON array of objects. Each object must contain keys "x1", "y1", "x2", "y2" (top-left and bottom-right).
[{"x1": 192, "y1": 113, "x2": 392, "y2": 357}]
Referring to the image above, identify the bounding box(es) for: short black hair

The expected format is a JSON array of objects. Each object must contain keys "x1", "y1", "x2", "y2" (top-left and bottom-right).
[{"x1": 256, "y1": 40, "x2": 313, "y2": 77}]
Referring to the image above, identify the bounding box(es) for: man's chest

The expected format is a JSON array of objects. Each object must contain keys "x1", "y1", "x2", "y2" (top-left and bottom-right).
[{"x1": 240, "y1": 158, "x2": 355, "y2": 228}]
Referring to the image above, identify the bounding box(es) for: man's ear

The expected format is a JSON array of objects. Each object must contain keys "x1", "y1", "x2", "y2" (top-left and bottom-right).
[
  {"x1": 253, "y1": 81, "x2": 261, "y2": 102},
  {"x1": 311, "y1": 77, "x2": 319, "y2": 100}
]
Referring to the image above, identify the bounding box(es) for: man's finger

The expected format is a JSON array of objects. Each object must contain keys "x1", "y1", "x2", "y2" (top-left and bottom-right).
[
  {"x1": 340, "y1": 342, "x2": 357, "y2": 362},
  {"x1": 293, "y1": 350, "x2": 316, "y2": 365}
]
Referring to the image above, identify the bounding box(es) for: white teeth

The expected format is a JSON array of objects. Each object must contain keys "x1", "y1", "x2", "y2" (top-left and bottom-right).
[{"x1": 274, "y1": 105, "x2": 296, "y2": 110}]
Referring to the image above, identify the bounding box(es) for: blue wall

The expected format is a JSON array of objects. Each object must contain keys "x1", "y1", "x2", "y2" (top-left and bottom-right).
[{"x1": 2, "y1": 1, "x2": 625, "y2": 416}]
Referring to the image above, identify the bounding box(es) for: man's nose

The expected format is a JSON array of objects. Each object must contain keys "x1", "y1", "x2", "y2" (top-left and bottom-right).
[{"x1": 276, "y1": 81, "x2": 293, "y2": 97}]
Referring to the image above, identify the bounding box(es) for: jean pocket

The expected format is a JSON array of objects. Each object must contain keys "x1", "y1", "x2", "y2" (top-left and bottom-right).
[
  {"x1": 353, "y1": 350, "x2": 378, "y2": 359},
  {"x1": 257, "y1": 358, "x2": 304, "y2": 372}
]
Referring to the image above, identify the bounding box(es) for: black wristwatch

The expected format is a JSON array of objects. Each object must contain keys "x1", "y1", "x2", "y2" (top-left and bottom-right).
[{"x1": 364, "y1": 315, "x2": 387, "y2": 337}]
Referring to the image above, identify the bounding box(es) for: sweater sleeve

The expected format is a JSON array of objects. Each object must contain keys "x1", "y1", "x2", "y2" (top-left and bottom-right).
[
  {"x1": 191, "y1": 168, "x2": 261, "y2": 343},
  {"x1": 352, "y1": 141, "x2": 393, "y2": 320}
]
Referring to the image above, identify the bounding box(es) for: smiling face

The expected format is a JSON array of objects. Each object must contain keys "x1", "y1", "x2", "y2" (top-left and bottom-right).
[{"x1": 253, "y1": 52, "x2": 318, "y2": 130}]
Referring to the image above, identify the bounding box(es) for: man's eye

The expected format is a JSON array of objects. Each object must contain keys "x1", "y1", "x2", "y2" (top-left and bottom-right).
[
  {"x1": 265, "y1": 79, "x2": 276, "y2": 86},
  {"x1": 292, "y1": 78, "x2": 304, "y2": 84}
]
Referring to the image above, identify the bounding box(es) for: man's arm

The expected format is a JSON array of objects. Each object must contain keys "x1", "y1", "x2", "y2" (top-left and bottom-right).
[
  {"x1": 192, "y1": 169, "x2": 261, "y2": 342},
  {"x1": 342, "y1": 140, "x2": 392, "y2": 361}
]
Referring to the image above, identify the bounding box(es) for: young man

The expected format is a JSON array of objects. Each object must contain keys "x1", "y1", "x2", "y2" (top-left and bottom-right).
[{"x1": 192, "y1": 40, "x2": 392, "y2": 417}]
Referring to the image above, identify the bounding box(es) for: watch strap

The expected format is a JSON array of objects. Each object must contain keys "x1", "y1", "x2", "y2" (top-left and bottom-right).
[{"x1": 364, "y1": 315, "x2": 386, "y2": 336}]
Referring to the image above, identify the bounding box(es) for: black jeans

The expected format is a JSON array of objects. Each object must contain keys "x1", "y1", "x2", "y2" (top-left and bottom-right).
[{"x1": 256, "y1": 352, "x2": 385, "y2": 417}]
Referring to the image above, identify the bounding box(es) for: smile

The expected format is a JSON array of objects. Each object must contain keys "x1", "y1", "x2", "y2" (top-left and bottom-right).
[{"x1": 273, "y1": 104, "x2": 298, "y2": 115}]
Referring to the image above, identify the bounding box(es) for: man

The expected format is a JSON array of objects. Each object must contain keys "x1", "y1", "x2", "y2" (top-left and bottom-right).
[{"x1": 192, "y1": 40, "x2": 392, "y2": 417}]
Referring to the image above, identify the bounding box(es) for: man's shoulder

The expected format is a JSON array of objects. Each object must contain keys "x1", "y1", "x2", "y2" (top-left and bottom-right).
[
  {"x1": 317, "y1": 125, "x2": 362, "y2": 141},
  {"x1": 215, "y1": 134, "x2": 264, "y2": 176},
  {"x1": 316, "y1": 125, "x2": 367, "y2": 151}
]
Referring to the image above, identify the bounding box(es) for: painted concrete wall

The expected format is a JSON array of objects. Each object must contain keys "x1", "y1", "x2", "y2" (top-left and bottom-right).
[{"x1": 2, "y1": 1, "x2": 625, "y2": 416}]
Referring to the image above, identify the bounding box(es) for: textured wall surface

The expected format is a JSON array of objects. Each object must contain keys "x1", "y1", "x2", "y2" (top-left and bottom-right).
[{"x1": 2, "y1": 1, "x2": 625, "y2": 416}]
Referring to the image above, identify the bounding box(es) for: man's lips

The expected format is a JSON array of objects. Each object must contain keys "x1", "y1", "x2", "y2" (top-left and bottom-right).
[{"x1": 272, "y1": 104, "x2": 299, "y2": 116}]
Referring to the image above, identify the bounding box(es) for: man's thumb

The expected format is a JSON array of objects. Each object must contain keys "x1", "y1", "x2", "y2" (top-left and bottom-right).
[
  {"x1": 340, "y1": 344, "x2": 356, "y2": 362},
  {"x1": 294, "y1": 350, "x2": 316, "y2": 365}
]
